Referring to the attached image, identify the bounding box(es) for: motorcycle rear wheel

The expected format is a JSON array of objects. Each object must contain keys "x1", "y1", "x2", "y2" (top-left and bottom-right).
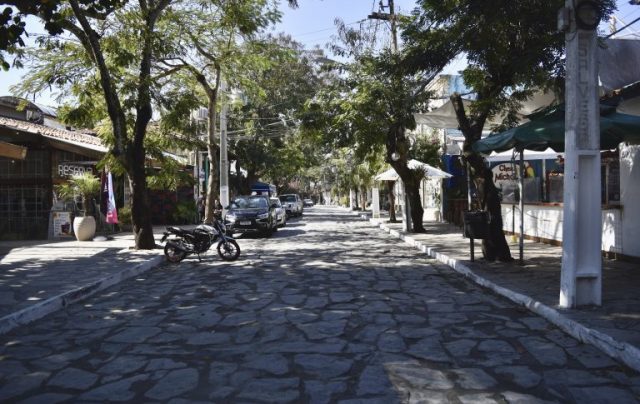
[
  {"x1": 165, "y1": 243, "x2": 187, "y2": 263},
  {"x1": 217, "y1": 239, "x2": 240, "y2": 261}
]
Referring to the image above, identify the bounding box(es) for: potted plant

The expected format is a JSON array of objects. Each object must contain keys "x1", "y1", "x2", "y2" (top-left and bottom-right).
[{"x1": 55, "y1": 172, "x2": 101, "y2": 241}]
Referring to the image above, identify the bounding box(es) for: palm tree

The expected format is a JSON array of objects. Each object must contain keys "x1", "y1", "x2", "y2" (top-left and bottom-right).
[{"x1": 55, "y1": 172, "x2": 101, "y2": 217}]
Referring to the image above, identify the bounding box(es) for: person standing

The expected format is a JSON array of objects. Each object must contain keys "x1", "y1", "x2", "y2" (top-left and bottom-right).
[{"x1": 196, "y1": 192, "x2": 206, "y2": 223}]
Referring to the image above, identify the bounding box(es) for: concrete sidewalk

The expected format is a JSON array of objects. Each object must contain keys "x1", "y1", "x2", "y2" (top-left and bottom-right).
[
  {"x1": 354, "y1": 209, "x2": 640, "y2": 372},
  {"x1": 0, "y1": 230, "x2": 164, "y2": 334}
]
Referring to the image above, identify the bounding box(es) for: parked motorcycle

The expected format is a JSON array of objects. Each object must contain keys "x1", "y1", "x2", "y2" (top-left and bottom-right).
[{"x1": 160, "y1": 218, "x2": 240, "y2": 262}]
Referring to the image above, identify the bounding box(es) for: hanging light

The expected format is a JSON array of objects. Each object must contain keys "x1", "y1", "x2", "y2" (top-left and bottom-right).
[{"x1": 574, "y1": 0, "x2": 601, "y2": 30}]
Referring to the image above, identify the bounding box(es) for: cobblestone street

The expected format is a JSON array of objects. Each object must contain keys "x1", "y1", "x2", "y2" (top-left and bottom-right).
[{"x1": 0, "y1": 207, "x2": 638, "y2": 403}]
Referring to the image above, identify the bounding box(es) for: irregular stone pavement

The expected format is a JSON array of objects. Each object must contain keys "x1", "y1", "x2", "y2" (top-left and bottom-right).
[{"x1": 0, "y1": 207, "x2": 638, "y2": 403}]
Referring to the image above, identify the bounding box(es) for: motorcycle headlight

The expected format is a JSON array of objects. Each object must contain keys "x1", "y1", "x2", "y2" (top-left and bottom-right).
[{"x1": 257, "y1": 212, "x2": 269, "y2": 219}]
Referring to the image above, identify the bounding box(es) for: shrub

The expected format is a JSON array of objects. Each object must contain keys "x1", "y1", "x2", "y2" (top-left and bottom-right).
[
  {"x1": 118, "y1": 206, "x2": 132, "y2": 226},
  {"x1": 174, "y1": 200, "x2": 196, "y2": 224}
]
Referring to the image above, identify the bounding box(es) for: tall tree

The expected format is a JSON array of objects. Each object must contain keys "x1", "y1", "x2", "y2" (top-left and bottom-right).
[
  {"x1": 229, "y1": 36, "x2": 327, "y2": 194},
  {"x1": 401, "y1": 0, "x2": 614, "y2": 261},
  {"x1": 156, "y1": 0, "x2": 281, "y2": 223},
  {"x1": 4, "y1": 0, "x2": 174, "y2": 249}
]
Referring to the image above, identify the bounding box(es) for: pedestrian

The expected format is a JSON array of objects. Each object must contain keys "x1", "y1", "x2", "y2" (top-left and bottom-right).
[
  {"x1": 196, "y1": 192, "x2": 206, "y2": 223},
  {"x1": 213, "y1": 199, "x2": 223, "y2": 220}
]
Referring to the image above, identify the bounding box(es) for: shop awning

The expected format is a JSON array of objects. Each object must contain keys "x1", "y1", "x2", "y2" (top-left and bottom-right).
[
  {"x1": 485, "y1": 147, "x2": 561, "y2": 163},
  {"x1": 375, "y1": 159, "x2": 453, "y2": 181},
  {"x1": 472, "y1": 105, "x2": 640, "y2": 154},
  {"x1": 414, "y1": 90, "x2": 559, "y2": 130}
]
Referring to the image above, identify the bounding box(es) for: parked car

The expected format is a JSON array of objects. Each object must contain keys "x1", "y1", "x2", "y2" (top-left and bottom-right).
[
  {"x1": 303, "y1": 198, "x2": 314, "y2": 207},
  {"x1": 279, "y1": 194, "x2": 304, "y2": 217},
  {"x1": 225, "y1": 195, "x2": 278, "y2": 236},
  {"x1": 271, "y1": 197, "x2": 287, "y2": 228}
]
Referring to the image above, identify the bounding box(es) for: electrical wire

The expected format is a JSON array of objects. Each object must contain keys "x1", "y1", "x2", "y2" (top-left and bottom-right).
[
  {"x1": 605, "y1": 14, "x2": 640, "y2": 38},
  {"x1": 288, "y1": 20, "x2": 366, "y2": 38}
]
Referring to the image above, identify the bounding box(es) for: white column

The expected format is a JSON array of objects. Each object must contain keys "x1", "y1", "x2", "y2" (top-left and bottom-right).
[
  {"x1": 560, "y1": 0, "x2": 602, "y2": 308},
  {"x1": 349, "y1": 189, "x2": 356, "y2": 209},
  {"x1": 372, "y1": 186, "x2": 381, "y2": 218},
  {"x1": 518, "y1": 151, "x2": 524, "y2": 264},
  {"x1": 219, "y1": 81, "x2": 230, "y2": 211}
]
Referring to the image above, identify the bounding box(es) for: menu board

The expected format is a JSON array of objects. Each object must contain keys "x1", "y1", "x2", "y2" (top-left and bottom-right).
[{"x1": 52, "y1": 211, "x2": 73, "y2": 238}]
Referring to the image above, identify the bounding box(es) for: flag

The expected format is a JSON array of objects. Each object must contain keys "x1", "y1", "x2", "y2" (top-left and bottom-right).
[
  {"x1": 100, "y1": 170, "x2": 108, "y2": 216},
  {"x1": 105, "y1": 171, "x2": 118, "y2": 224}
]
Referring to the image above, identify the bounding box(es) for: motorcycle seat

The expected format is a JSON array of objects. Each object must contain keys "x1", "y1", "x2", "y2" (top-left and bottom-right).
[{"x1": 166, "y1": 226, "x2": 196, "y2": 236}]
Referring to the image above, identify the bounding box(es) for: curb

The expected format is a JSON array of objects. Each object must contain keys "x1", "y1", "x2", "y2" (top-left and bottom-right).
[
  {"x1": 0, "y1": 255, "x2": 164, "y2": 335},
  {"x1": 360, "y1": 214, "x2": 640, "y2": 373}
]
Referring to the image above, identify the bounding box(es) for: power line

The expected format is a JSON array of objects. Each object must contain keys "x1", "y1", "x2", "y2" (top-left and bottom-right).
[
  {"x1": 288, "y1": 19, "x2": 365, "y2": 38},
  {"x1": 605, "y1": 15, "x2": 640, "y2": 38}
]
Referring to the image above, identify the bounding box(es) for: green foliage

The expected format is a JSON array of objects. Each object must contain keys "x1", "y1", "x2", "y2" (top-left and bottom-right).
[
  {"x1": 173, "y1": 200, "x2": 196, "y2": 224},
  {"x1": 229, "y1": 35, "x2": 328, "y2": 189},
  {"x1": 409, "y1": 134, "x2": 441, "y2": 168},
  {"x1": 402, "y1": 0, "x2": 616, "y2": 133},
  {"x1": 118, "y1": 205, "x2": 132, "y2": 226}
]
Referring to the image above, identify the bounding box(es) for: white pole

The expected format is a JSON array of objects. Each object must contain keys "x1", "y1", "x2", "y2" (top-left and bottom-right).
[
  {"x1": 560, "y1": 0, "x2": 602, "y2": 308},
  {"x1": 372, "y1": 186, "x2": 381, "y2": 218},
  {"x1": 220, "y1": 81, "x2": 229, "y2": 211},
  {"x1": 519, "y1": 151, "x2": 524, "y2": 264}
]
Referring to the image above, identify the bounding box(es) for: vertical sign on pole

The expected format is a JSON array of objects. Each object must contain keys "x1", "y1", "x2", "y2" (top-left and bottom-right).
[{"x1": 560, "y1": 0, "x2": 602, "y2": 307}]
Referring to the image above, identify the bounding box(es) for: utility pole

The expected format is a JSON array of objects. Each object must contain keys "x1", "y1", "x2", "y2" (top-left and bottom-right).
[
  {"x1": 220, "y1": 81, "x2": 230, "y2": 211},
  {"x1": 559, "y1": 0, "x2": 602, "y2": 307},
  {"x1": 368, "y1": 0, "x2": 397, "y2": 52},
  {"x1": 369, "y1": 0, "x2": 413, "y2": 232}
]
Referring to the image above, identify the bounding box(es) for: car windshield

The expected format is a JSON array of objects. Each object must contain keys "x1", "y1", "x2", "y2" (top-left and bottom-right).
[
  {"x1": 279, "y1": 195, "x2": 296, "y2": 202},
  {"x1": 231, "y1": 196, "x2": 268, "y2": 209},
  {"x1": 270, "y1": 198, "x2": 281, "y2": 207}
]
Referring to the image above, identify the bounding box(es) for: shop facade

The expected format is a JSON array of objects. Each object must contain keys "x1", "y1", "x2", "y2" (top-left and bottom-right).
[{"x1": 0, "y1": 102, "x2": 105, "y2": 240}]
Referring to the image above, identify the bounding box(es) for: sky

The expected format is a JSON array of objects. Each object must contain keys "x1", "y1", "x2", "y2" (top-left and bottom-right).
[{"x1": 1, "y1": 0, "x2": 639, "y2": 107}]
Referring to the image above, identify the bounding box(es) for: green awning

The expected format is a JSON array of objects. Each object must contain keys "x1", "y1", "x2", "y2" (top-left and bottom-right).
[{"x1": 473, "y1": 105, "x2": 640, "y2": 154}]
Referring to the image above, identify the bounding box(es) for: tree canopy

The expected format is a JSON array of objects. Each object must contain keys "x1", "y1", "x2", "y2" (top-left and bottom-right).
[{"x1": 399, "y1": 0, "x2": 615, "y2": 260}]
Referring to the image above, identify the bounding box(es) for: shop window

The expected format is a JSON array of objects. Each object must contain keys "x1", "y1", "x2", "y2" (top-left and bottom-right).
[
  {"x1": 547, "y1": 172, "x2": 564, "y2": 202},
  {"x1": 543, "y1": 152, "x2": 620, "y2": 205},
  {"x1": 0, "y1": 185, "x2": 49, "y2": 239},
  {"x1": 604, "y1": 156, "x2": 620, "y2": 205},
  {"x1": 0, "y1": 150, "x2": 49, "y2": 179}
]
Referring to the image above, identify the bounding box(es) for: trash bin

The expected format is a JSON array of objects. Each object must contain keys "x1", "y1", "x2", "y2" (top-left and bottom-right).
[{"x1": 463, "y1": 210, "x2": 489, "y2": 239}]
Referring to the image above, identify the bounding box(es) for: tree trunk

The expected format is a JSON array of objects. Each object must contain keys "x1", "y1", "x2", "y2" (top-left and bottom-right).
[
  {"x1": 246, "y1": 170, "x2": 259, "y2": 195},
  {"x1": 450, "y1": 94, "x2": 513, "y2": 262},
  {"x1": 390, "y1": 160, "x2": 426, "y2": 233},
  {"x1": 477, "y1": 165, "x2": 513, "y2": 261},
  {"x1": 204, "y1": 87, "x2": 220, "y2": 224},
  {"x1": 128, "y1": 154, "x2": 155, "y2": 249},
  {"x1": 127, "y1": 10, "x2": 159, "y2": 250},
  {"x1": 360, "y1": 186, "x2": 368, "y2": 211},
  {"x1": 406, "y1": 182, "x2": 425, "y2": 232},
  {"x1": 387, "y1": 181, "x2": 397, "y2": 222}
]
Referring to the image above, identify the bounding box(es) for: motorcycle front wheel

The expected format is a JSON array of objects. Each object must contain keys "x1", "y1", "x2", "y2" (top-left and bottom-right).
[
  {"x1": 217, "y1": 239, "x2": 240, "y2": 261},
  {"x1": 164, "y1": 243, "x2": 187, "y2": 263}
]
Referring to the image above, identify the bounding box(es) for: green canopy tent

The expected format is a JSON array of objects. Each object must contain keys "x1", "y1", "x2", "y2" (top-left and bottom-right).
[
  {"x1": 471, "y1": 104, "x2": 640, "y2": 263},
  {"x1": 473, "y1": 104, "x2": 640, "y2": 154}
]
